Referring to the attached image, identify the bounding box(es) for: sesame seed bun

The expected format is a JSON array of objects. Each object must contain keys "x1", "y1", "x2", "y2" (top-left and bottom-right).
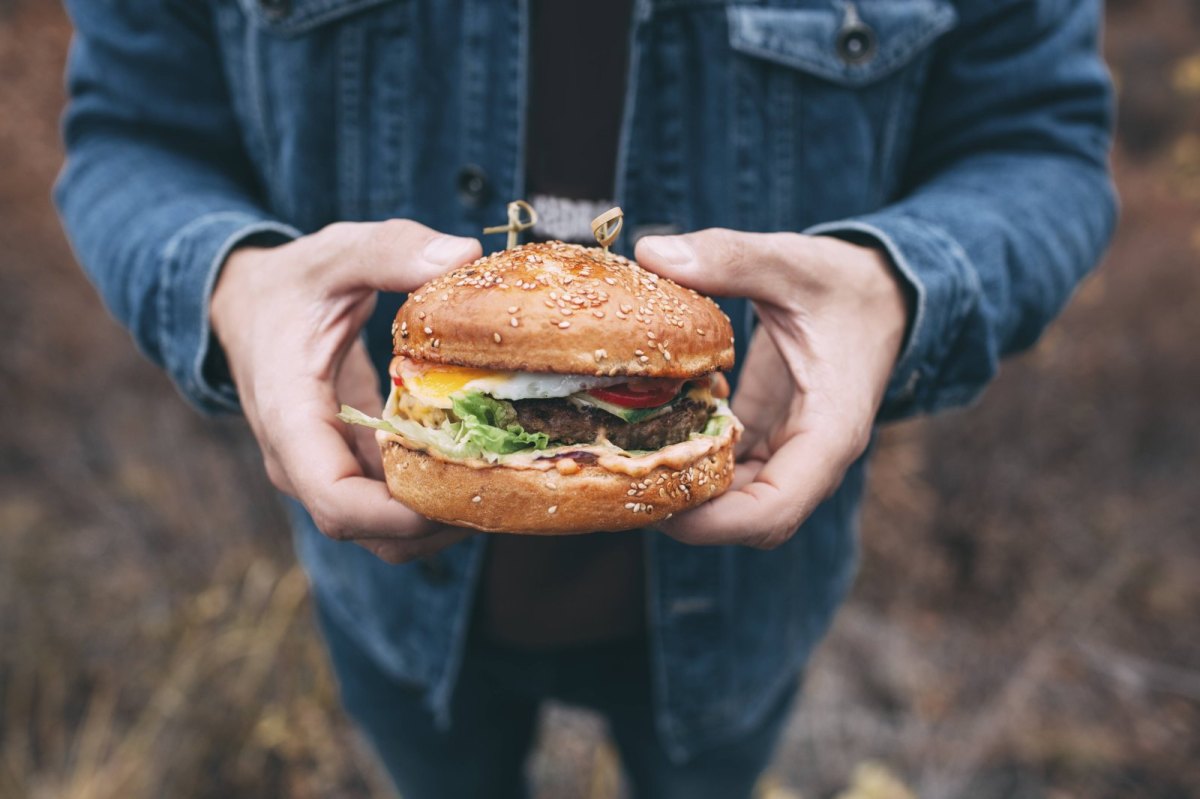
[
  {"x1": 393, "y1": 241, "x2": 734, "y2": 377},
  {"x1": 378, "y1": 431, "x2": 737, "y2": 534}
]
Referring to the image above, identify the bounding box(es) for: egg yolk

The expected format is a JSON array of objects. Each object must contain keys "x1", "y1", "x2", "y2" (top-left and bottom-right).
[{"x1": 403, "y1": 364, "x2": 501, "y2": 404}]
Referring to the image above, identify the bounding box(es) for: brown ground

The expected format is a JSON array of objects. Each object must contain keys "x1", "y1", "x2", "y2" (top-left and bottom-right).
[{"x1": 1, "y1": 1, "x2": 1197, "y2": 798}]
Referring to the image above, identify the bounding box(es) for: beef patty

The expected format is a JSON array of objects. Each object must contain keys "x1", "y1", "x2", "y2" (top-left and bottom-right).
[{"x1": 513, "y1": 397, "x2": 712, "y2": 451}]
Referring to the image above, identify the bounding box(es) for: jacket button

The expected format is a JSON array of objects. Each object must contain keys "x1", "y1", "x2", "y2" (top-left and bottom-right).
[
  {"x1": 836, "y1": 25, "x2": 876, "y2": 64},
  {"x1": 457, "y1": 165, "x2": 490, "y2": 207},
  {"x1": 836, "y1": 3, "x2": 876, "y2": 65},
  {"x1": 260, "y1": 0, "x2": 290, "y2": 20},
  {"x1": 418, "y1": 555, "x2": 451, "y2": 585}
]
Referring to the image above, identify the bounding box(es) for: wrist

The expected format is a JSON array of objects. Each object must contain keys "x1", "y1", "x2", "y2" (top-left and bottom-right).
[
  {"x1": 210, "y1": 245, "x2": 270, "y2": 352},
  {"x1": 811, "y1": 234, "x2": 912, "y2": 361}
]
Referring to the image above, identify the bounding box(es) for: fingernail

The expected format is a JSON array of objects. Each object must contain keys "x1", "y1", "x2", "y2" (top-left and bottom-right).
[
  {"x1": 641, "y1": 236, "x2": 693, "y2": 266},
  {"x1": 423, "y1": 235, "x2": 478, "y2": 266}
]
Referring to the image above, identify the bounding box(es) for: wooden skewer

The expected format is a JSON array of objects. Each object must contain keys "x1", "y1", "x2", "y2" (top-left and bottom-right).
[
  {"x1": 591, "y1": 206, "x2": 623, "y2": 253},
  {"x1": 483, "y1": 199, "x2": 539, "y2": 250}
]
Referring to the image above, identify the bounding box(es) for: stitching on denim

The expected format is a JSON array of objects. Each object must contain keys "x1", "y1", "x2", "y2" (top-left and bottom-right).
[
  {"x1": 377, "y1": 1, "x2": 411, "y2": 214},
  {"x1": 428, "y1": 536, "x2": 488, "y2": 729},
  {"x1": 460, "y1": 0, "x2": 488, "y2": 213},
  {"x1": 244, "y1": 21, "x2": 278, "y2": 205},
  {"x1": 336, "y1": 20, "x2": 365, "y2": 219},
  {"x1": 513, "y1": 0, "x2": 531, "y2": 209},
  {"x1": 769, "y1": 56, "x2": 796, "y2": 231},
  {"x1": 263, "y1": 0, "x2": 396, "y2": 35}
]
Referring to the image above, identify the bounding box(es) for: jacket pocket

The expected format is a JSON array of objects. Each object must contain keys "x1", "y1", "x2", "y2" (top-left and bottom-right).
[
  {"x1": 241, "y1": 0, "x2": 399, "y2": 37},
  {"x1": 723, "y1": 0, "x2": 957, "y2": 228},
  {"x1": 726, "y1": 0, "x2": 957, "y2": 87}
]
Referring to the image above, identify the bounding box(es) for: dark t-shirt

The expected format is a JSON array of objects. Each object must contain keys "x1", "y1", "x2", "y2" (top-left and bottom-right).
[{"x1": 478, "y1": 0, "x2": 643, "y2": 649}]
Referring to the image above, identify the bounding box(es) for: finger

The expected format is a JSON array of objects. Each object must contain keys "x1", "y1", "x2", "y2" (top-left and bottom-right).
[
  {"x1": 355, "y1": 526, "x2": 477, "y2": 565},
  {"x1": 659, "y1": 423, "x2": 852, "y2": 549},
  {"x1": 730, "y1": 329, "x2": 792, "y2": 459},
  {"x1": 635, "y1": 228, "x2": 805, "y2": 300},
  {"x1": 336, "y1": 341, "x2": 388, "y2": 481},
  {"x1": 321, "y1": 219, "x2": 483, "y2": 295},
  {"x1": 267, "y1": 379, "x2": 440, "y2": 541}
]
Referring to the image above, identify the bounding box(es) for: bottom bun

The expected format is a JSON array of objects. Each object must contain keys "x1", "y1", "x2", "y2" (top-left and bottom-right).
[{"x1": 378, "y1": 437, "x2": 735, "y2": 534}]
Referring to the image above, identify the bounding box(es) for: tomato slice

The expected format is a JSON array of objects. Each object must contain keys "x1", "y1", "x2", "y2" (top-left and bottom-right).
[
  {"x1": 391, "y1": 376, "x2": 404, "y2": 387},
  {"x1": 588, "y1": 379, "x2": 684, "y2": 409}
]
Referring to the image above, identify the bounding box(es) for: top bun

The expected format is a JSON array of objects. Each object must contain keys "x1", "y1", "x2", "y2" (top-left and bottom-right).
[{"x1": 393, "y1": 241, "x2": 734, "y2": 377}]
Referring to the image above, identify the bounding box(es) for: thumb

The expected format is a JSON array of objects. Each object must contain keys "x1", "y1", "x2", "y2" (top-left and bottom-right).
[
  {"x1": 327, "y1": 219, "x2": 483, "y2": 294},
  {"x1": 635, "y1": 228, "x2": 788, "y2": 300}
]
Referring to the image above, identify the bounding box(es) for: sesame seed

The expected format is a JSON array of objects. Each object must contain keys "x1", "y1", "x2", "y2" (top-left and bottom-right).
[
  {"x1": 511, "y1": 317, "x2": 519, "y2": 327},
  {"x1": 664, "y1": 351, "x2": 672, "y2": 361},
  {"x1": 639, "y1": 355, "x2": 650, "y2": 363},
  {"x1": 594, "y1": 349, "x2": 607, "y2": 361},
  {"x1": 635, "y1": 349, "x2": 644, "y2": 356},
  {"x1": 620, "y1": 303, "x2": 633, "y2": 314},
  {"x1": 558, "y1": 321, "x2": 571, "y2": 329},
  {"x1": 547, "y1": 505, "x2": 558, "y2": 514},
  {"x1": 472, "y1": 495, "x2": 482, "y2": 503},
  {"x1": 493, "y1": 332, "x2": 502, "y2": 343},
  {"x1": 593, "y1": 310, "x2": 605, "y2": 319},
  {"x1": 560, "y1": 308, "x2": 573, "y2": 316},
  {"x1": 697, "y1": 328, "x2": 706, "y2": 336},
  {"x1": 625, "y1": 502, "x2": 636, "y2": 510},
  {"x1": 507, "y1": 306, "x2": 518, "y2": 314},
  {"x1": 418, "y1": 311, "x2": 426, "y2": 319},
  {"x1": 423, "y1": 326, "x2": 433, "y2": 335},
  {"x1": 432, "y1": 338, "x2": 441, "y2": 348},
  {"x1": 604, "y1": 277, "x2": 617, "y2": 285},
  {"x1": 647, "y1": 331, "x2": 656, "y2": 340}
]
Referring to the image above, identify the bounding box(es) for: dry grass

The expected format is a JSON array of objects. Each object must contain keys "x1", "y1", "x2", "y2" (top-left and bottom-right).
[{"x1": 1, "y1": 1, "x2": 1197, "y2": 797}]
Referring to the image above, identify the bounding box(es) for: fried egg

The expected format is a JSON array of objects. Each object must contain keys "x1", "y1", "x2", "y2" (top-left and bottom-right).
[{"x1": 393, "y1": 357, "x2": 626, "y2": 409}]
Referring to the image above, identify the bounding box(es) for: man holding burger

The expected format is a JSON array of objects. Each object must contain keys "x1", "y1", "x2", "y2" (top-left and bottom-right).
[{"x1": 56, "y1": 0, "x2": 1116, "y2": 797}]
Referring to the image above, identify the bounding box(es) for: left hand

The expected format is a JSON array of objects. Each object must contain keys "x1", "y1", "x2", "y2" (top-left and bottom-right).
[{"x1": 635, "y1": 230, "x2": 910, "y2": 549}]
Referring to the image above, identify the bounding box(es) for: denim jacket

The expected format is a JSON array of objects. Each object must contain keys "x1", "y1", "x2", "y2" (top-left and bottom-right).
[{"x1": 56, "y1": 0, "x2": 1115, "y2": 761}]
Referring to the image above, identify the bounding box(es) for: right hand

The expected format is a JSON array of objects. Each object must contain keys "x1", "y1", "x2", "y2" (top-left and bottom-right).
[{"x1": 210, "y1": 220, "x2": 483, "y2": 564}]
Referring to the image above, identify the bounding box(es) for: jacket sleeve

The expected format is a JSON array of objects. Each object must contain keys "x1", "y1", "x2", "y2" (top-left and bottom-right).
[
  {"x1": 54, "y1": 0, "x2": 299, "y2": 414},
  {"x1": 806, "y1": 0, "x2": 1118, "y2": 421}
]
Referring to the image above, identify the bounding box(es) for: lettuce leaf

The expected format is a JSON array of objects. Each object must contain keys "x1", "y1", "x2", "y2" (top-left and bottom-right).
[
  {"x1": 338, "y1": 393, "x2": 549, "y2": 460},
  {"x1": 336, "y1": 406, "x2": 403, "y2": 435},
  {"x1": 451, "y1": 392, "x2": 550, "y2": 453},
  {"x1": 701, "y1": 409, "x2": 732, "y2": 437}
]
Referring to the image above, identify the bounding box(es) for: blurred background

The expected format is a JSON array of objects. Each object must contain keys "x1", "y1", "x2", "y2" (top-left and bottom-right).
[{"x1": 1, "y1": 1, "x2": 1197, "y2": 797}]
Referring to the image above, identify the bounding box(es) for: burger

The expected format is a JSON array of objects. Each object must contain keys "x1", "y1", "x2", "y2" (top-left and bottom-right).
[{"x1": 338, "y1": 240, "x2": 742, "y2": 534}]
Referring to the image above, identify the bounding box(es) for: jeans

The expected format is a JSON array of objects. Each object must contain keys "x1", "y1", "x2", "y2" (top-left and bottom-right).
[{"x1": 316, "y1": 599, "x2": 798, "y2": 799}]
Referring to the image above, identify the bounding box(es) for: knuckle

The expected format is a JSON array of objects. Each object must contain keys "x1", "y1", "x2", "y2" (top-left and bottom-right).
[
  {"x1": 375, "y1": 218, "x2": 423, "y2": 248},
  {"x1": 319, "y1": 221, "x2": 355, "y2": 241},
  {"x1": 263, "y1": 459, "x2": 289, "y2": 491},
  {"x1": 751, "y1": 520, "x2": 797, "y2": 551},
  {"x1": 374, "y1": 544, "x2": 407, "y2": 565},
  {"x1": 323, "y1": 521, "x2": 352, "y2": 542},
  {"x1": 310, "y1": 502, "x2": 350, "y2": 542}
]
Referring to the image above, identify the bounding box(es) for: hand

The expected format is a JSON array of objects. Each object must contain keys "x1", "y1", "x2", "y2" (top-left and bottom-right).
[
  {"x1": 211, "y1": 220, "x2": 483, "y2": 563},
  {"x1": 636, "y1": 230, "x2": 910, "y2": 549}
]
